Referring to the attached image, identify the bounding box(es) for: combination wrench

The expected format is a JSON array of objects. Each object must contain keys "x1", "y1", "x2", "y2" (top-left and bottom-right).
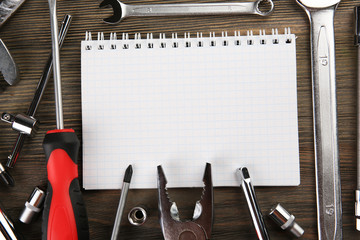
[
  {"x1": 296, "y1": 0, "x2": 342, "y2": 239},
  {"x1": 100, "y1": 0, "x2": 273, "y2": 24}
]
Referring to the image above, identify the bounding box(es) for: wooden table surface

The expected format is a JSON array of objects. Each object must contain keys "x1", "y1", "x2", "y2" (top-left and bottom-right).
[{"x1": 0, "y1": 0, "x2": 359, "y2": 239}]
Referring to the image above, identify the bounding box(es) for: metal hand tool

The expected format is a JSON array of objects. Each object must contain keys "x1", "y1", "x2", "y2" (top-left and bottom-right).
[
  {"x1": 158, "y1": 163, "x2": 213, "y2": 240},
  {"x1": 237, "y1": 167, "x2": 269, "y2": 240},
  {"x1": 355, "y1": 6, "x2": 360, "y2": 232},
  {"x1": 111, "y1": 165, "x2": 133, "y2": 240},
  {"x1": 0, "y1": 39, "x2": 18, "y2": 85},
  {"x1": 0, "y1": 0, "x2": 26, "y2": 27},
  {"x1": 0, "y1": 204, "x2": 21, "y2": 240},
  {"x1": 128, "y1": 206, "x2": 147, "y2": 226},
  {"x1": 0, "y1": 32, "x2": 20, "y2": 187},
  {"x1": 19, "y1": 186, "x2": 46, "y2": 224},
  {"x1": 42, "y1": 0, "x2": 89, "y2": 239},
  {"x1": 1, "y1": 14, "x2": 72, "y2": 169},
  {"x1": 0, "y1": 0, "x2": 25, "y2": 84},
  {"x1": 296, "y1": 0, "x2": 342, "y2": 239},
  {"x1": 268, "y1": 203, "x2": 304, "y2": 238},
  {"x1": 100, "y1": 0, "x2": 273, "y2": 24},
  {"x1": 0, "y1": 0, "x2": 27, "y2": 188}
]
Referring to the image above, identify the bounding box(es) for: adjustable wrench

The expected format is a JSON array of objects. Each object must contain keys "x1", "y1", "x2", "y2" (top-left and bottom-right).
[
  {"x1": 296, "y1": 0, "x2": 342, "y2": 239},
  {"x1": 100, "y1": 0, "x2": 273, "y2": 24}
]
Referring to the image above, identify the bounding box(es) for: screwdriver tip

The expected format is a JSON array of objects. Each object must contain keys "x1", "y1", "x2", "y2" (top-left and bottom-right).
[
  {"x1": 0, "y1": 169, "x2": 14, "y2": 187},
  {"x1": 123, "y1": 165, "x2": 133, "y2": 183}
]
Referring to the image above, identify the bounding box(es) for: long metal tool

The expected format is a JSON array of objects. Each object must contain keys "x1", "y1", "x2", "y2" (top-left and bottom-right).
[
  {"x1": 42, "y1": 0, "x2": 89, "y2": 239},
  {"x1": 100, "y1": 0, "x2": 274, "y2": 24},
  {"x1": 237, "y1": 167, "x2": 269, "y2": 240},
  {"x1": 295, "y1": 0, "x2": 342, "y2": 239},
  {"x1": 1, "y1": 14, "x2": 72, "y2": 169},
  {"x1": 355, "y1": 6, "x2": 360, "y2": 232},
  {"x1": 111, "y1": 165, "x2": 133, "y2": 240}
]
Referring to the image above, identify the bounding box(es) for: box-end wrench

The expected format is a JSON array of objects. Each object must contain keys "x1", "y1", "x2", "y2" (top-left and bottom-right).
[
  {"x1": 296, "y1": 0, "x2": 342, "y2": 239},
  {"x1": 100, "y1": 0, "x2": 273, "y2": 24}
]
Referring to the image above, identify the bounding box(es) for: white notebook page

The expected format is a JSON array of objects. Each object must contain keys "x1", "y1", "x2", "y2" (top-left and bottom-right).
[{"x1": 81, "y1": 32, "x2": 299, "y2": 189}]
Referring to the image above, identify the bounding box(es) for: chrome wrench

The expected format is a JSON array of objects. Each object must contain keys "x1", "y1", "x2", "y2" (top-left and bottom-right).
[
  {"x1": 296, "y1": 0, "x2": 342, "y2": 239},
  {"x1": 100, "y1": 0, "x2": 274, "y2": 24}
]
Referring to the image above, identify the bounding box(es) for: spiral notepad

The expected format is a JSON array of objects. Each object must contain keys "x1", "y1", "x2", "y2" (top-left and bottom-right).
[{"x1": 81, "y1": 29, "x2": 299, "y2": 190}]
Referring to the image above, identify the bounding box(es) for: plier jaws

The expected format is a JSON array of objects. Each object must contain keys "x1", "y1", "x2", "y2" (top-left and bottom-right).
[{"x1": 157, "y1": 163, "x2": 213, "y2": 240}]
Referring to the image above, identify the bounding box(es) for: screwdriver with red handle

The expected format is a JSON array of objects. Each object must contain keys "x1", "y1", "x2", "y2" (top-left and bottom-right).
[{"x1": 42, "y1": 0, "x2": 89, "y2": 239}]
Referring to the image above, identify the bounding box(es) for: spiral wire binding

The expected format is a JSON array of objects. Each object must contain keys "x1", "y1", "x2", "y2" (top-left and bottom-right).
[
  {"x1": 234, "y1": 31, "x2": 241, "y2": 46},
  {"x1": 285, "y1": 27, "x2": 292, "y2": 43},
  {"x1": 247, "y1": 30, "x2": 254, "y2": 45},
  {"x1": 221, "y1": 31, "x2": 228, "y2": 46},
  {"x1": 122, "y1": 33, "x2": 129, "y2": 49},
  {"x1": 260, "y1": 29, "x2": 266, "y2": 45},
  {"x1": 184, "y1": 32, "x2": 191, "y2": 48},
  {"x1": 110, "y1": 32, "x2": 117, "y2": 49},
  {"x1": 160, "y1": 33, "x2": 166, "y2": 48},
  {"x1": 197, "y1": 32, "x2": 203, "y2": 47},
  {"x1": 84, "y1": 29, "x2": 294, "y2": 50},
  {"x1": 172, "y1": 33, "x2": 178, "y2": 48},
  {"x1": 272, "y1": 28, "x2": 279, "y2": 44},
  {"x1": 97, "y1": 32, "x2": 105, "y2": 50},
  {"x1": 209, "y1": 32, "x2": 216, "y2": 47},
  {"x1": 85, "y1": 31, "x2": 92, "y2": 50},
  {"x1": 135, "y1": 33, "x2": 141, "y2": 49},
  {"x1": 147, "y1": 33, "x2": 154, "y2": 48}
]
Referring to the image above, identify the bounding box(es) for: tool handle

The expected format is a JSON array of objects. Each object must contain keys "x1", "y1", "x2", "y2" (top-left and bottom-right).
[{"x1": 42, "y1": 129, "x2": 89, "y2": 240}]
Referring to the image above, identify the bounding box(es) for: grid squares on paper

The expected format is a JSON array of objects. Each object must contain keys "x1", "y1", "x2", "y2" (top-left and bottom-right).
[{"x1": 81, "y1": 33, "x2": 299, "y2": 189}]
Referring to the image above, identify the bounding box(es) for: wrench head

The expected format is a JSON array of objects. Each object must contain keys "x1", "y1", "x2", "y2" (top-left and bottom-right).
[
  {"x1": 99, "y1": 0, "x2": 122, "y2": 24},
  {"x1": 296, "y1": 0, "x2": 340, "y2": 9},
  {"x1": 0, "y1": 39, "x2": 19, "y2": 85}
]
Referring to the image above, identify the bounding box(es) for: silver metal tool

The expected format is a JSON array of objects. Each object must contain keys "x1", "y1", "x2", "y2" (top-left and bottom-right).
[
  {"x1": 0, "y1": 39, "x2": 19, "y2": 85},
  {"x1": 0, "y1": 204, "x2": 20, "y2": 239},
  {"x1": 355, "y1": 6, "x2": 360, "y2": 232},
  {"x1": 0, "y1": 0, "x2": 25, "y2": 85},
  {"x1": 0, "y1": 14, "x2": 72, "y2": 168},
  {"x1": 111, "y1": 165, "x2": 133, "y2": 239},
  {"x1": 268, "y1": 203, "x2": 304, "y2": 238},
  {"x1": 0, "y1": 0, "x2": 26, "y2": 27},
  {"x1": 48, "y1": 0, "x2": 63, "y2": 129},
  {"x1": 236, "y1": 167, "x2": 269, "y2": 240},
  {"x1": 295, "y1": 1, "x2": 342, "y2": 239},
  {"x1": 0, "y1": 162, "x2": 13, "y2": 186},
  {"x1": 100, "y1": 0, "x2": 274, "y2": 24},
  {"x1": 19, "y1": 187, "x2": 46, "y2": 224},
  {"x1": 128, "y1": 206, "x2": 147, "y2": 226},
  {"x1": 158, "y1": 163, "x2": 213, "y2": 240}
]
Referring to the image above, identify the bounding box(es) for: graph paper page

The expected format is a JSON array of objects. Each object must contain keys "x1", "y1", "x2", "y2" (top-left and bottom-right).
[{"x1": 81, "y1": 33, "x2": 299, "y2": 189}]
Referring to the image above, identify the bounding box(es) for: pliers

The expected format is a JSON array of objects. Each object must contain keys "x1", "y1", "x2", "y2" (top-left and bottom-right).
[{"x1": 157, "y1": 163, "x2": 213, "y2": 240}]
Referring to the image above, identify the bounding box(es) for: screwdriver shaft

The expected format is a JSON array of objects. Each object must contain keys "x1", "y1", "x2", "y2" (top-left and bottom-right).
[{"x1": 48, "y1": 0, "x2": 64, "y2": 129}]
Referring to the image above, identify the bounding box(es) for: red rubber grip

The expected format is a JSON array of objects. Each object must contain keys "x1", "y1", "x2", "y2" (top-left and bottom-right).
[
  {"x1": 42, "y1": 130, "x2": 89, "y2": 240},
  {"x1": 47, "y1": 149, "x2": 78, "y2": 240}
]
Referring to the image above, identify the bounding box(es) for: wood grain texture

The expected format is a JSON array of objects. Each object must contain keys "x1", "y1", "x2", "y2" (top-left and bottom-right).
[{"x1": 0, "y1": 0, "x2": 359, "y2": 239}]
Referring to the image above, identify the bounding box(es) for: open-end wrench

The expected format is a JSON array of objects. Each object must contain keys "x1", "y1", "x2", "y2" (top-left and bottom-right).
[
  {"x1": 296, "y1": 0, "x2": 342, "y2": 239},
  {"x1": 100, "y1": 0, "x2": 273, "y2": 24}
]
